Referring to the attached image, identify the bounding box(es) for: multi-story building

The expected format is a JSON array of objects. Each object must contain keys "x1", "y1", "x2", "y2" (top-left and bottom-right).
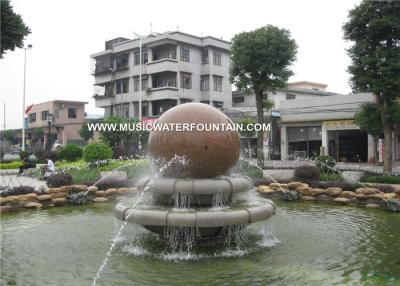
[{"x1": 91, "y1": 31, "x2": 231, "y2": 119}]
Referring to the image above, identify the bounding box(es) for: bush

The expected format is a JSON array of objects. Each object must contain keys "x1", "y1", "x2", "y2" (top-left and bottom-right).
[
  {"x1": 83, "y1": 142, "x2": 113, "y2": 162},
  {"x1": 319, "y1": 173, "x2": 344, "y2": 181},
  {"x1": 0, "y1": 161, "x2": 22, "y2": 170},
  {"x1": 1, "y1": 186, "x2": 35, "y2": 197},
  {"x1": 95, "y1": 179, "x2": 134, "y2": 190},
  {"x1": 58, "y1": 144, "x2": 83, "y2": 162},
  {"x1": 19, "y1": 150, "x2": 29, "y2": 160},
  {"x1": 360, "y1": 175, "x2": 400, "y2": 185},
  {"x1": 45, "y1": 172, "x2": 73, "y2": 188},
  {"x1": 34, "y1": 149, "x2": 58, "y2": 162},
  {"x1": 315, "y1": 155, "x2": 336, "y2": 173},
  {"x1": 294, "y1": 165, "x2": 320, "y2": 181}
]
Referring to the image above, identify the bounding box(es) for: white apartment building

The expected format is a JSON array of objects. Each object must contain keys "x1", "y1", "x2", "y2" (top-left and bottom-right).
[{"x1": 91, "y1": 31, "x2": 231, "y2": 119}]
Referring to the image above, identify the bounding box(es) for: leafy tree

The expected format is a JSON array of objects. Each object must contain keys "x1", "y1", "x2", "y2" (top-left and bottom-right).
[
  {"x1": 231, "y1": 25, "x2": 297, "y2": 166},
  {"x1": 79, "y1": 123, "x2": 94, "y2": 142},
  {"x1": 83, "y1": 142, "x2": 113, "y2": 162},
  {"x1": 58, "y1": 144, "x2": 83, "y2": 162},
  {"x1": 3, "y1": 130, "x2": 17, "y2": 144},
  {"x1": 0, "y1": 0, "x2": 31, "y2": 58},
  {"x1": 343, "y1": 1, "x2": 400, "y2": 173},
  {"x1": 33, "y1": 128, "x2": 44, "y2": 142},
  {"x1": 238, "y1": 118, "x2": 257, "y2": 159}
]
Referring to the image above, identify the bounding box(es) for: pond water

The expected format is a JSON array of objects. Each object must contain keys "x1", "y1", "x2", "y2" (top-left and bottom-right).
[{"x1": 1, "y1": 202, "x2": 399, "y2": 286}]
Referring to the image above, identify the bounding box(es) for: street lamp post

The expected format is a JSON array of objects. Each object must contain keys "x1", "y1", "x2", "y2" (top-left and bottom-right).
[
  {"x1": 46, "y1": 113, "x2": 53, "y2": 151},
  {"x1": 22, "y1": 44, "x2": 32, "y2": 151}
]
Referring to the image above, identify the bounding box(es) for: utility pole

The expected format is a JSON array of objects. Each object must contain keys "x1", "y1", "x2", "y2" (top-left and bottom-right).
[{"x1": 22, "y1": 44, "x2": 32, "y2": 151}]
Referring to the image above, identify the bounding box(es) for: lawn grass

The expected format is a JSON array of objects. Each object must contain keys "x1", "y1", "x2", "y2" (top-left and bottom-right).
[
  {"x1": 0, "y1": 161, "x2": 22, "y2": 170},
  {"x1": 360, "y1": 175, "x2": 400, "y2": 185}
]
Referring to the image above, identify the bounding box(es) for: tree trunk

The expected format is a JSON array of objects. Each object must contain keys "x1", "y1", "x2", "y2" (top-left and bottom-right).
[
  {"x1": 247, "y1": 138, "x2": 251, "y2": 159},
  {"x1": 255, "y1": 90, "x2": 264, "y2": 167},
  {"x1": 374, "y1": 137, "x2": 379, "y2": 164},
  {"x1": 381, "y1": 99, "x2": 393, "y2": 174}
]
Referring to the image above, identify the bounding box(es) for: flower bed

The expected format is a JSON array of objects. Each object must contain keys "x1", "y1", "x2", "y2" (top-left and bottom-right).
[{"x1": 257, "y1": 181, "x2": 400, "y2": 212}]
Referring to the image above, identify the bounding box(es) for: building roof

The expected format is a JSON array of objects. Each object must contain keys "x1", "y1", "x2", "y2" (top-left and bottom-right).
[
  {"x1": 288, "y1": 81, "x2": 328, "y2": 89},
  {"x1": 31, "y1": 100, "x2": 88, "y2": 107}
]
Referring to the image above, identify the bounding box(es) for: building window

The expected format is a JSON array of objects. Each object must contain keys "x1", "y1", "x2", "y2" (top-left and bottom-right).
[
  {"x1": 29, "y1": 113, "x2": 36, "y2": 122},
  {"x1": 213, "y1": 76, "x2": 223, "y2": 92},
  {"x1": 202, "y1": 50, "x2": 209, "y2": 64},
  {"x1": 116, "y1": 78, "x2": 129, "y2": 94},
  {"x1": 115, "y1": 53, "x2": 129, "y2": 70},
  {"x1": 213, "y1": 52, "x2": 221, "y2": 66},
  {"x1": 68, "y1": 108, "x2": 77, "y2": 118},
  {"x1": 142, "y1": 105, "x2": 148, "y2": 117},
  {"x1": 180, "y1": 72, "x2": 192, "y2": 89},
  {"x1": 134, "y1": 49, "x2": 148, "y2": 65},
  {"x1": 180, "y1": 46, "x2": 190, "y2": 62},
  {"x1": 286, "y1": 93, "x2": 296, "y2": 100},
  {"x1": 233, "y1": 96, "x2": 244, "y2": 103},
  {"x1": 41, "y1": 110, "x2": 49, "y2": 121},
  {"x1": 213, "y1": 101, "x2": 223, "y2": 109},
  {"x1": 134, "y1": 76, "x2": 148, "y2": 91},
  {"x1": 95, "y1": 56, "x2": 113, "y2": 73},
  {"x1": 200, "y1": 75, "x2": 209, "y2": 91}
]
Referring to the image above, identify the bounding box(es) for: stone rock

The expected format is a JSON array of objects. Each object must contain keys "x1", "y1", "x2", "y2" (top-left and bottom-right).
[
  {"x1": 341, "y1": 191, "x2": 357, "y2": 198},
  {"x1": 60, "y1": 186, "x2": 73, "y2": 193},
  {"x1": 72, "y1": 185, "x2": 88, "y2": 193},
  {"x1": 128, "y1": 187, "x2": 138, "y2": 193},
  {"x1": 395, "y1": 189, "x2": 400, "y2": 195},
  {"x1": 383, "y1": 193, "x2": 398, "y2": 199},
  {"x1": 51, "y1": 192, "x2": 69, "y2": 199},
  {"x1": 334, "y1": 197, "x2": 350, "y2": 203},
  {"x1": 117, "y1": 187, "x2": 130, "y2": 195},
  {"x1": 296, "y1": 186, "x2": 311, "y2": 195},
  {"x1": 326, "y1": 187, "x2": 343, "y2": 197},
  {"x1": 53, "y1": 198, "x2": 67, "y2": 205},
  {"x1": 87, "y1": 186, "x2": 98, "y2": 193},
  {"x1": 301, "y1": 195, "x2": 316, "y2": 201},
  {"x1": 37, "y1": 194, "x2": 52, "y2": 201},
  {"x1": 355, "y1": 187, "x2": 380, "y2": 195},
  {"x1": 269, "y1": 183, "x2": 288, "y2": 191},
  {"x1": 386, "y1": 200, "x2": 400, "y2": 212},
  {"x1": 21, "y1": 193, "x2": 38, "y2": 202},
  {"x1": 287, "y1": 182, "x2": 304, "y2": 190},
  {"x1": 104, "y1": 188, "x2": 118, "y2": 196},
  {"x1": 316, "y1": 194, "x2": 332, "y2": 201},
  {"x1": 366, "y1": 203, "x2": 380, "y2": 209},
  {"x1": 0, "y1": 205, "x2": 12, "y2": 213},
  {"x1": 309, "y1": 188, "x2": 326, "y2": 196},
  {"x1": 0, "y1": 197, "x2": 8, "y2": 205},
  {"x1": 94, "y1": 197, "x2": 109, "y2": 203},
  {"x1": 24, "y1": 202, "x2": 43, "y2": 209},
  {"x1": 6, "y1": 196, "x2": 19, "y2": 204},
  {"x1": 48, "y1": 187, "x2": 62, "y2": 193},
  {"x1": 355, "y1": 193, "x2": 367, "y2": 200},
  {"x1": 257, "y1": 185, "x2": 276, "y2": 193},
  {"x1": 95, "y1": 191, "x2": 106, "y2": 197},
  {"x1": 367, "y1": 193, "x2": 384, "y2": 200},
  {"x1": 149, "y1": 103, "x2": 240, "y2": 178}
]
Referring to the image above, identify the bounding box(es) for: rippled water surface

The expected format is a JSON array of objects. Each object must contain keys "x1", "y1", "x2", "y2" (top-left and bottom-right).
[{"x1": 1, "y1": 202, "x2": 400, "y2": 286}]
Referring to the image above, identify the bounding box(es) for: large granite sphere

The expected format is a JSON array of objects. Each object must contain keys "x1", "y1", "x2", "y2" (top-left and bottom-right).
[{"x1": 149, "y1": 103, "x2": 240, "y2": 178}]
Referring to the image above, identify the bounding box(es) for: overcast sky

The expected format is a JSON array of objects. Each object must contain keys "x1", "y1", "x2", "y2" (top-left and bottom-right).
[{"x1": 0, "y1": 0, "x2": 361, "y2": 129}]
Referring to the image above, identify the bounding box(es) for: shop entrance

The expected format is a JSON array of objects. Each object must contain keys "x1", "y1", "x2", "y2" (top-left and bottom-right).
[{"x1": 328, "y1": 130, "x2": 367, "y2": 162}]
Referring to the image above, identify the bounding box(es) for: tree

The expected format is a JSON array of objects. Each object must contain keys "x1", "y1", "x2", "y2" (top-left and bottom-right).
[
  {"x1": 343, "y1": 1, "x2": 400, "y2": 173},
  {"x1": 238, "y1": 118, "x2": 257, "y2": 159},
  {"x1": 355, "y1": 102, "x2": 400, "y2": 163},
  {"x1": 231, "y1": 25, "x2": 297, "y2": 167},
  {"x1": 0, "y1": 0, "x2": 31, "y2": 58},
  {"x1": 3, "y1": 130, "x2": 17, "y2": 144},
  {"x1": 33, "y1": 128, "x2": 44, "y2": 141},
  {"x1": 79, "y1": 123, "x2": 94, "y2": 142}
]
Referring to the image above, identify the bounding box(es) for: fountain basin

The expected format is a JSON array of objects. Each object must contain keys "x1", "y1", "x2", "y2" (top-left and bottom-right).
[{"x1": 115, "y1": 201, "x2": 275, "y2": 239}]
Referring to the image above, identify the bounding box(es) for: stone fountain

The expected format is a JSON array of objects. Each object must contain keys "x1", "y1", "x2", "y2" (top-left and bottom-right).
[{"x1": 115, "y1": 103, "x2": 275, "y2": 242}]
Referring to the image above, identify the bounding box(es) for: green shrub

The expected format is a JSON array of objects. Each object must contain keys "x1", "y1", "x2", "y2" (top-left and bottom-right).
[
  {"x1": 319, "y1": 173, "x2": 344, "y2": 181},
  {"x1": 315, "y1": 155, "x2": 336, "y2": 173},
  {"x1": 19, "y1": 150, "x2": 29, "y2": 160},
  {"x1": 45, "y1": 172, "x2": 73, "y2": 188},
  {"x1": 58, "y1": 144, "x2": 83, "y2": 162},
  {"x1": 0, "y1": 161, "x2": 22, "y2": 170},
  {"x1": 83, "y1": 142, "x2": 113, "y2": 162},
  {"x1": 360, "y1": 175, "x2": 400, "y2": 185},
  {"x1": 294, "y1": 165, "x2": 320, "y2": 181}
]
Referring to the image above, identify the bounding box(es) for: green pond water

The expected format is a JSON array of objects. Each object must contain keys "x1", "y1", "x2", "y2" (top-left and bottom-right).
[{"x1": 1, "y1": 201, "x2": 400, "y2": 286}]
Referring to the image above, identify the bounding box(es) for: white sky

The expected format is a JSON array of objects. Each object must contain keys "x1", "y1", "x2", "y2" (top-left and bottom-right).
[{"x1": 0, "y1": 0, "x2": 361, "y2": 129}]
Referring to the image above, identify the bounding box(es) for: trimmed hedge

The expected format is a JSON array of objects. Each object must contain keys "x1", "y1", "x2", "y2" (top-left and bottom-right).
[
  {"x1": 294, "y1": 165, "x2": 320, "y2": 181},
  {"x1": 58, "y1": 144, "x2": 83, "y2": 162},
  {"x1": 360, "y1": 175, "x2": 400, "y2": 185},
  {"x1": 83, "y1": 143, "x2": 113, "y2": 162},
  {"x1": 0, "y1": 161, "x2": 23, "y2": 170}
]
